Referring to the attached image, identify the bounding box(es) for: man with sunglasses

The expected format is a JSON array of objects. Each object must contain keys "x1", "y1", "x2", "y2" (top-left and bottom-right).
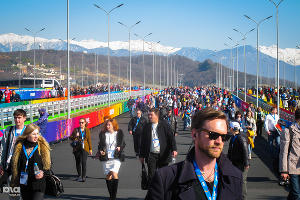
[{"x1": 146, "y1": 107, "x2": 242, "y2": 200}]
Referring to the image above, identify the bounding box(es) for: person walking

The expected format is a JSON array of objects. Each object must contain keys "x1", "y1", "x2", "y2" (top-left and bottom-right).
[
  {"x1": 279, "y1": 107, "x2": 300, "y2": 200},
  {"x1": 0, "y1": 109, "x2": 27, "y2": 189},
  {"x1": 265, "y1": 107, "x2": 280, "y2": 158},
  {"x1": 10, "y1": 123, "x2": 51, "y2": 200},
  {"x1": 96, "y1": 118, "x2": 125, "y2": 200},
  {"x1": 70, "y1": 118, "x2": 92, "y2": 182},
  {"x1": 244, "y1": 111, "x2": 257, "y2": 160},
  {"x1": 164, "y1": 108, "x2": 178, "y2": 136},
  {"x1": 127, "y1": 96, "x2": 135, "y2": 118},
  {"x1": 255, "y1": 107, "x2": 265, "y2": 137},
  {"x1": 34, "y1": 108, "x2": 49, "y2": 136},
  {"x1": 128, "y1": 109, "x2": 147, "y2": 156},
  {"x1": 228, "y1": 126, "x2": 250, "y2": 200},
  {"x1": 145, "y1": 107, "x2": 242, "y2": 199},
  {"x1": 139, "y1": 108, "x2": 177, "y2": 188}
]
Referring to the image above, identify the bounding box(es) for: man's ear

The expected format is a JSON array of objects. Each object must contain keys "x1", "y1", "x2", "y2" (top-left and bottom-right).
[{"x1": 191, "y1": 129, "x2": 197, "y2": 140}]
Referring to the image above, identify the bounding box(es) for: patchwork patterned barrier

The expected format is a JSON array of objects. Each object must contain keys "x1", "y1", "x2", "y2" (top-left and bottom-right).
[
  {"x1": 0, "y1": 89, "x2": 52, "y2": 102},
  {"x1": 0, "y1": 100, "x2": 129, "y2": 143}
]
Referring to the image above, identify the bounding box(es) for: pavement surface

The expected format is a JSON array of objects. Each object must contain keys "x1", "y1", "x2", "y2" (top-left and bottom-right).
[{"x1": 0, "y1": 112, "x2": 289, "y2": 200}]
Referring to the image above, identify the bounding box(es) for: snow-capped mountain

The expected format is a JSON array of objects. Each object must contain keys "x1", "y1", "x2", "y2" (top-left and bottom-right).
[
  {"x1": 0, "y1": 33, "x2": 299, "y2": 82},
  {"x1": 260, "y1": 45, "x2": 300, "y2": 65},
  {"x1": 0, "y1": 33, "x2": 179, "y2": 55}
]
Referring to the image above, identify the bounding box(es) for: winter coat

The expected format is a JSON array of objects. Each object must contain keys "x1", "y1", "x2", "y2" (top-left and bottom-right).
[
  {"x1": 128, "y1": 116, "x2": 147, "y2": 135},
  {"x1": 279, "y1": 123, "x2": 300, "y2": 175},
  {"x1": 70, "y1": 127, "x2": 92, "y2": 153},
  {"x1": 10, "y1": 136, "x2": 51, "y2": 187},
  {"x1": 228, "y1": 134, "x2": 250, "y2": 171},
  {"x1": 98, "y1": 129, "x2": 126, "y2": 162},
  {"x1": 34, "y1": 112, "x2": 49, "y2": 136},
  {"x1": 146, "y1": 147, "x2": 242, "y2": 200}
]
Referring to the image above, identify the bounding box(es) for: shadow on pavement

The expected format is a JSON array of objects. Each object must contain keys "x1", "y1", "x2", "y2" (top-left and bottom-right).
[
  {"x1": 252, "y1": 135, "x2": 277, "y2": 177},
  {"x1": 247, "y1": 177, "x2": 277, "y2": 183},
  {"x1": 46, "y1": 194, "x2": 144, "y2": 200}
]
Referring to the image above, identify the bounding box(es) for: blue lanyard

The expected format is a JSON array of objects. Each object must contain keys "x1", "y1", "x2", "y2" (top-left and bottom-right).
[
  {"x1": 22, "y1": 144, "x2": 38, "y2": 171},
  {"x1": 193, "y1": 160, "x2": 218, "y2": 200},
  {"x1": 15, "y1": 126, "x2": 26, "y2": 137},
  {"x1": 80, "y1": 129, "x2": 85, "y2": 143},
  {"x1": 133, "y1": 118, "x2": 140, "y2": 132},
  {"x1": 230, "y1": 135, "x2": 238, "y2": 149}
]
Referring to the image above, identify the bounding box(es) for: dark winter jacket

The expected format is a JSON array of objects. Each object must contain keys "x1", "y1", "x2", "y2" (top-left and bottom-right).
[
  {"x1": 146, "y1": 147, "x2": 242, "y2": 200},
  {"x1": 98, "y1": 129, "x2": 126, "y2": 162},
  {"x1": 227, "y1": 134, "x2": 250, "y2": 172},
  {"x1": 128, "y1": 116, "x2": 147, "y2": 135},
  {"x1": 140, "y1": 121, "x2": 177, "y2": 163}
]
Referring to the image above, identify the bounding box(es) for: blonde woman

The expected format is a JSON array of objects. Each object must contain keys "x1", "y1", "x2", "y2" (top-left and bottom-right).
[
  {"x1": 70, "y1": 118, "x2": 92, "y2": 182},
  {"x1": 245, "y1": 111, "x2": 257, "y2": 160},
  {"x1": 96, "y1": 118, "x2": 125, "y2": 200},
  {"x1": 10, "y1": 123, "x2": 51, "y2": 200}
]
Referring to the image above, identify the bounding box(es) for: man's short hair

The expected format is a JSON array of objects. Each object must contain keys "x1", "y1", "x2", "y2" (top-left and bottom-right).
[
  {"x1": 191, "y1": 107, "x2": 227, "y2": 130},
  {"x1": 13, "y1": 109, "x2": 27, "y2": 117},
  {"x1": 149, "y1": 108, "x2": 160, "y2": 117}
]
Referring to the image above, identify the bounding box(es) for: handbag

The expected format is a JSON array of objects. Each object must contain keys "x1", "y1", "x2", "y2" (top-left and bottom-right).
[
  {"x1": 70, "y1": 140, "x2": 79, "y2": 148},
  {"x1": 141, "y1": 163, "x2": 148, "y2": 190},
  {"x1": 45, "y1": 170, "x2": 64, "y2": 197}
]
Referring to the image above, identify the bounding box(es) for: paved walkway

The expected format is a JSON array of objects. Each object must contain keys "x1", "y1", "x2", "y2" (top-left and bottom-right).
[{"x1": 0, "y1": 112, "x2": 289, "y2": 199}]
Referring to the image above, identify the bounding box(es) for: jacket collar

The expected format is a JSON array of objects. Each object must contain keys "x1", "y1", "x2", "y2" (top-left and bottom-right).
[{"x1": 178, "y1": 147, "x2": 241, "y2": 184}]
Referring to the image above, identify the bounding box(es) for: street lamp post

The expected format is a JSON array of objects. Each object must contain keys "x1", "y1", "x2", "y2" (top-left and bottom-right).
[
  {"x1": 18, "y1": 43, "x2": 28, "y2": 88},
  {"x1": 233, "y1": 28, "x2": 255, "y2": 102},
  {"x1": 118, "y1": 20, "x2": 141, "y2": 97},
  {"x1": 228, "y1": 37, "x2": 240, "y2": 96},
  {"x1": 244, "y1": 14, "x2": 272, "y2": 108},
  {"x1": 166, "y1": 48, "x2": 176, "y2": 87},
  {"x1": 296, "y1": 45, "x2": 300, "y2": 91},
  {"x1": 25, "y1": 27, "x2": 45, "y2": 89},
  {"x1": 134, "y1": 33, "x2": 152, "y2": 96},
  {"x1": 268, "y1": 0, "x2": 284, "y2": 115},
  {"x1": 94, "y1": 3, "x2": 124, "y2": 106},
  {"x1": 224, "y1": 43, "x2": 234, "y2": 91}
]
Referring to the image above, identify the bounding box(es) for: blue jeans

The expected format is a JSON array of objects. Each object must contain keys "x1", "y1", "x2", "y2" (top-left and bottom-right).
[
  {"x1": 289, "y1": 174, "x2": 300, "y2": 200},
  {"x1": 268, "y1": 131, "x2": 280, "y2": 158},
  {"x1": 183, "y1": 117, "x2": 190, "y2": 130},
  {"x1": 248, "y1": 136, "x2": 255, "y2": 156},
  {"x1": 129, "y1": 107, "x2": 134, "y2": 118}
]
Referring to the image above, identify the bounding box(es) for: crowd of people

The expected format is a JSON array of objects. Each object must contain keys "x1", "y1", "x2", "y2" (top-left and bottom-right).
[
  {"x1": 0, "y1": 85, "x2": 299, "y2": 200},
  {"x1": 245, "y1": 86, "x2": 300, "y2": 112}
]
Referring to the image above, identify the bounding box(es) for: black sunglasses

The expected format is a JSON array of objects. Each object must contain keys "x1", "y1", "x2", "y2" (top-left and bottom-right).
[{"x1": 199, "y1": 128, "x2": 231, "y2": 142}]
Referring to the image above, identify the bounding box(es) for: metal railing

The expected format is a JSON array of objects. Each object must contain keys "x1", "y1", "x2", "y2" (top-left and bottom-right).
[{"x1": 0, "y1": 90, "x2": 151, "y2": 128}]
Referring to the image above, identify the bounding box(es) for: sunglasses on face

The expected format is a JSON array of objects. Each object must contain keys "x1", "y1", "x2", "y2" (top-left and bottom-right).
[
  {"x1": 198, "y1": 128, "x2": 231, "y2": 142},
  {"x1": 79, "y1": 122, "x2": 85, "y2": 124}
]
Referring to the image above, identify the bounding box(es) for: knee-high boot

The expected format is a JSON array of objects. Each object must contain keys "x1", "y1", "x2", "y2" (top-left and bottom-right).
[
  {"x1": 106, "y1": 180, "x2": 113, "y2": 199},
  {"x1": 111, "y1": 179, "x2": 119, "y2": 200}
]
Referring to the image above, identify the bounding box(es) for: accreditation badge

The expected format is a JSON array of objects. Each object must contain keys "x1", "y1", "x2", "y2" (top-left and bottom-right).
[{"x1": 20, "y1": 172, "x2": 28, "y2": 185}]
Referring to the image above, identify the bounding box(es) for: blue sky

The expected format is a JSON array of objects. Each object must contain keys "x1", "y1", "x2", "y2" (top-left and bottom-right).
[{"x1": 1, "y1": 0, "x2": 299, "y2": 50}]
